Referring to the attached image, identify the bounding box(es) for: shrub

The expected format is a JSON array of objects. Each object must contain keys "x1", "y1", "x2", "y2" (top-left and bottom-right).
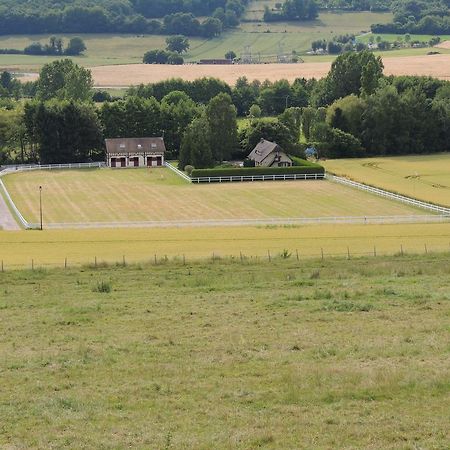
[
  {"x1": 184, "y1": 165, "x2": 194, "y2": 176},
  {"x1": 93, "y1": 280, "x2": 112, "y2": 293},
  {"x1": 191, "y1": 164, "x2": 324, "y2": 178}
]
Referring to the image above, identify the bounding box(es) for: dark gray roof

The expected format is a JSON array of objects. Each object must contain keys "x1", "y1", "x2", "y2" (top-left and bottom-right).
[
  {"x1": 105, "y1": 137, "x2": 166, "y2": 154},
  {"x1": 248, "y1": 139, "x2": 279, "y2": 163}
]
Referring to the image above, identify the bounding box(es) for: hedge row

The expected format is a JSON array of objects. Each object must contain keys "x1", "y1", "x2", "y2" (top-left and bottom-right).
[
  {"x1": 191, "y1": 165, "x2": 325, "y2": 178},
  {"x1": 290, "y1": 156, "x2": 320, "y2": 167}
]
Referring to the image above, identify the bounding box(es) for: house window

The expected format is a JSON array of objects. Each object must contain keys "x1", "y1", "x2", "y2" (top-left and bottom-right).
[
  {"x1": 137, "y1": 144, "x2": 142, "y2": 149},
  {"x1": 151, "y1": 143, "x2": 157, "y2": 149},
  {"x1": 119, "y1": 143, "x2": 126, "y2": 149}
]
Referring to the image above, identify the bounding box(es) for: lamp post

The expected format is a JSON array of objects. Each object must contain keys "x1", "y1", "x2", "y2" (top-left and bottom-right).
[{"x1": 39, "y1": 186, "x2": 43, "y2": 231}]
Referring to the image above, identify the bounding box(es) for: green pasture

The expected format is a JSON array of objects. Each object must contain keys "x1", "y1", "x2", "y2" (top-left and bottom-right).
[
  {"x1": 0, "y1": 11, "x2": 394, "y2": 71},
  {"x1": 323, "y1": 153, "x2": 450, "y2": 208},
  {"x1": 0, "y1": 253, "x2": 449, "y2": 448},
  {"x1": 3, "y1": 167, "x2": 428, "y2": 224}
]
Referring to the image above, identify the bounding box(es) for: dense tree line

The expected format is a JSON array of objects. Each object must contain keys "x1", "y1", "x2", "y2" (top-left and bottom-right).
[
  {"x1": 264, "y1": 0, "x2": 319, "y2": 22},
  {"x1": 0, "y1": 0, "x2": 247, "y2": 36},
  {"x1": 372, "y1": 0, "x2": 450, "y2": 34},
  {"x1": 0, "y1": 54, "x2": 449, "y2": 166},
  {"x1": 0, "y1": 36, "x2": 86, "y2": 56}
]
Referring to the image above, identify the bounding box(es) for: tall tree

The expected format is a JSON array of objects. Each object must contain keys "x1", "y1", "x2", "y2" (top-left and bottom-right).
[
  {"x1": 179, "y1": 114, "x2": 214, "y2": 169},
  {"x1": 37, "y1": 59, "x2": 93, "y2": 102},
  {"x1": 205, "y1": 93, "x2": 238, "y2": 162}
]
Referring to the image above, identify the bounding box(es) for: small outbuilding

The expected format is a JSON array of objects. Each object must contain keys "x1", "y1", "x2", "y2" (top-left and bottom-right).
[
  {"x1": 105, "y1": 137, "x2": 166, "y2": 168},
  {"x1": 247, "y1": 139, "x2": 293, "y2": 168}
]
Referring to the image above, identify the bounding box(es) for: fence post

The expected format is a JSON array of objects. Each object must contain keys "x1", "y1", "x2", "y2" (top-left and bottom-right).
[
  {"x1": 183, "y1": 254, "x2": 186, "y2": 265},
  {"x1": 424, "y1": 244, "x2": 428, "y2": 254},
  {"x1": 296, "y1": 249, "x2": 299, "y2": 261},
  {"x1": 267, "y1": 250, "x2": 271, "y2": 262},
  {"x1": 400, "y1": 245, "x2": 404, "y2": 256},
  {"x1": 321, "y1": 248, "x2": 324, "y2": 261},
  {"x1": 347, "y1": 247, "x2": 350, "y2": 260},
  {"x1": 64, "y1": 257, "x2": 67, "y2": 269},
  {"x1": 373, "y1": 246, "x2": 377, "y2": 257},
  {"x1": 94, "y1": 256, "x2": 97, "y2": 268},
  {"x1": 1, "y1": 260, "x2": 3, "y2": 272},
  {"x1": 122, "y1": 255, "x2": 126, "y2": 267},
  {"x1": 31, "y1": 259, "x2": 34, "y2": 271},
  {"x1": 240, "y1": 251, "x2": 243, "y2": 262},
  {"x1": 154, "y1": 254, "x2": 157, "y2": 265}
]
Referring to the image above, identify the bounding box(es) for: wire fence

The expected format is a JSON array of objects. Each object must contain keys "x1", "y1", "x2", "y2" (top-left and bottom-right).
[{"x1": 1, "y1": 244, "x2": 449, "y2": 272}]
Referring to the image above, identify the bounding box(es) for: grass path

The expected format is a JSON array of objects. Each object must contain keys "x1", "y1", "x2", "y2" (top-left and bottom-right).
[
  {"x1": 323, "y1": 154, "x2": 450, "y2": 207},
  {"x1": 3, "y1": 168, "x2": 428, "y2": 225}
]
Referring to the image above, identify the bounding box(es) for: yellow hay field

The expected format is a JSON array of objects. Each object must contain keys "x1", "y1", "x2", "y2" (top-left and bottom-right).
[
  {"x1": 435, "y1": 40, "x2": 450, "y2": 49},
  {"x1": 19, "y1": 54, "x2": 450, "y2": 86},
  {"x1": 0, "y1": 223, "x2": 449, "y2": 269}
]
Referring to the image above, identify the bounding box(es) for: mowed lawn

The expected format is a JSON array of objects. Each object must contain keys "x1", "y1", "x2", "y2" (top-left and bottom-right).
[
  {"x1": 3, "y1": 168, "x2": 428, "y2": 224},
  {"x1": 323, "y1": 153, "x2": 450, "y2": 207},
  {"x1": 0, "y1": 255, "x2": 449, "y2": 448}
]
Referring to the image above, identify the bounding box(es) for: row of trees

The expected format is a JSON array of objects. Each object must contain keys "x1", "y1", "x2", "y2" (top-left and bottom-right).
[
  {"x1": 0, "y1": 36, "x2": 87, "y2": 57},
  {"x1": 372, "y1": 0, "x2": 450, "y2": 34},
  {"x1": 1, "y1": 54, "x2": 449, "y2": 166},
  {"x1": 264, "y1": 0, "x2": 319, "y2": 22},
  {"x1": 0, "y1": 0, "x2": 247, "y2": 36}
]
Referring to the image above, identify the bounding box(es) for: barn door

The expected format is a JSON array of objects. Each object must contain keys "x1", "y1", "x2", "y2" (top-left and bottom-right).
[{"x1": 111, "y1": 158, "x2": 116, "y2": 168}]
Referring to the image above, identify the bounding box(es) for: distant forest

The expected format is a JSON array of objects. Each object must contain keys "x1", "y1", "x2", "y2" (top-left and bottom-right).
[
  {"x1": 0, "y1": 0, "x2": 448, "y2": 35},
  {"x1": 0, "y1": 0, "x2": 248, "y2": 35}
]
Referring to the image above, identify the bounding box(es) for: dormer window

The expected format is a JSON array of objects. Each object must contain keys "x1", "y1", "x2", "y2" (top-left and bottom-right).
[
  {"x1": 151, "y1": 143, "x2": 157, "y2": 149},
  {"x1": 137, "y1": 144, "x2": 142, "y2": 149},
  {"x1": 119, "y1": 143, "x2": 126, "y2": 149}
]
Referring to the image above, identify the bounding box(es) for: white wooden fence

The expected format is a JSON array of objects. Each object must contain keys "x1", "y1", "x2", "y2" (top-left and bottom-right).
[
  {"x1": 38, "y1": 215, "x2": 450, "y2": 229},
  {"x1": 164, "y1": 162, "x2": 192, "y2": 182},
  {"x1": 190, "y1": 172, "x2": 325, "y2": 183},
  {"x1": 330, "y1": 175, "x2": 450, "y2": 215},
  {"x1": 0, "y1": 162, "x2": 105, "y2": 173}
]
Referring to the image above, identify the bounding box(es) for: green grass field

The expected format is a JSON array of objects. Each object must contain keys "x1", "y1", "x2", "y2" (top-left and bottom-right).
[
  {"x1": 3, "y1": 167, "x2": 428, "y2": 224},
  {"x1": 0, "y1": 11, "x2": 395, "y2": 71},
  {"x1": 0, "y1": 253, "x2": 449, "y2": 448},
  {"x1": 322, "y1": 154, "x2": 450, "y2": 207}
]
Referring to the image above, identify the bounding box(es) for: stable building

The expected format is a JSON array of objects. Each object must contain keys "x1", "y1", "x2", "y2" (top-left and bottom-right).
[
  {"x1": 105, "y1": 137, "x2": 166, "y2": 168},
  {"x1": 248, "y1": 139, "x2": 293, "y2": 168}
]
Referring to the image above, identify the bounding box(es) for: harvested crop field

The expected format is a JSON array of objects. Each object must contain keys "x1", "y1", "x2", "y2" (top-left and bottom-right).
[
  {"x1": 436, "y1": 40, "x2": 450, "y2": 49},
  {"x1": 323, "y1": 153, "x2": 450, "y2": 208},
  {"x1": 3, "y1": 168, "x2": 427, "y2": 226},
  {"x1": 19, "y1": 54, "x2": 450, "y2": 86}
]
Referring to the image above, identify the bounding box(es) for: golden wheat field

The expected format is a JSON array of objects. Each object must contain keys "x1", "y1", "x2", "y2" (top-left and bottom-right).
[{"x1": 19, "y1": 54, "x2": 450, "y2": 86}]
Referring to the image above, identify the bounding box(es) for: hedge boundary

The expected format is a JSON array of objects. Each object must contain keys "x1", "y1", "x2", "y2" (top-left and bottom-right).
[{"x1": 191, "y1": 164, "x2": 325, "y2": 178}]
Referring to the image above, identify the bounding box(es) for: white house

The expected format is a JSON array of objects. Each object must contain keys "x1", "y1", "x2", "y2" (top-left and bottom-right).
[{"x1": 105, "y1": 137, "x2": 166, "y2": 168}]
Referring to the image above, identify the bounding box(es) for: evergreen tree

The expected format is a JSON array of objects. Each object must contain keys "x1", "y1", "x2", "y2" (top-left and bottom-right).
[
  {"x1": 206, "y1": 93, "x2": 238, "y2": 162},
  {"x1": 179, "y1": 114, "x2": 214, "y2": 169}
]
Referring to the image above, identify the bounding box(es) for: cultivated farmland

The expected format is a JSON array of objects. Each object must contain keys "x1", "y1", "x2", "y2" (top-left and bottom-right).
[
  {"x1": 3, "y1": 168, "x2": 429, "y2": 225},
  {"x1": 323, "y1": 154, "x2": 450, "y2": 207},
  {"x1": 0, "y1": 11, "x2": 393, "y2": 71},
  {"x1": 0, "y1": 223, "x2": 449, "y2": 269},
  {"x1": 0, "y1": 254, "x2": 449, "y2": 448}
]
